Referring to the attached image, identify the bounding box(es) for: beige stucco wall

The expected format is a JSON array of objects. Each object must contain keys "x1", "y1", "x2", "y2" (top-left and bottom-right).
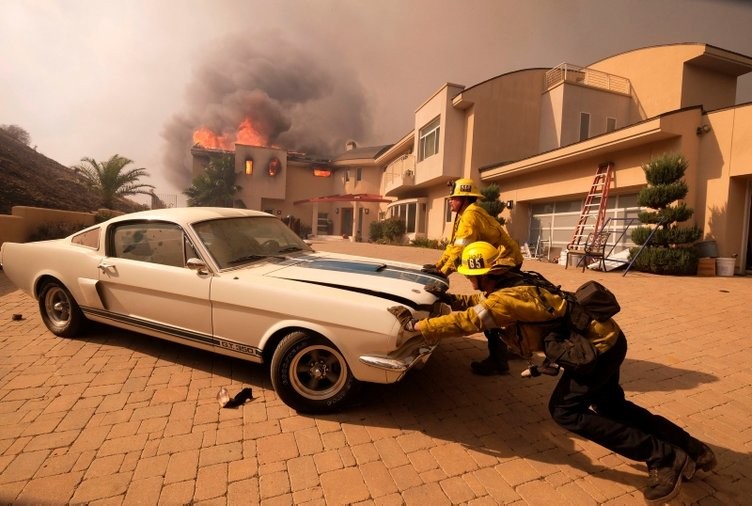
[
  {"x1": 0, "y1": 206, "x2": 95, "y2": 247},
  {"x1": 459, "y1": 70, "x2": 547, "y2": 172},
  {"x1": 234, "y1": 145, "x2": 288, "y2": 210},
  {"x1": 590, "y1": 44, "x2": 704, "y2": 118},
  {"x1": 698, "y1": 104, "x2": 752, "y2": 258},
  {"x1": 414, "y1": 83, "x2": 465, "y2": 183}
]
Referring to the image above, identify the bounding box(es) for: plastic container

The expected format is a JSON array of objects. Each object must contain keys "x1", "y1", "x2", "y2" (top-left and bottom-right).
[
  {"x1": 695, "y1": 240, "x2": 719, "y2": 258},
  {"x1": 716, "y1": 257, "x2": 735, "y2": 277},
  {"x1": 697, "y1": 257, "x2": 716, "y2": 277}
]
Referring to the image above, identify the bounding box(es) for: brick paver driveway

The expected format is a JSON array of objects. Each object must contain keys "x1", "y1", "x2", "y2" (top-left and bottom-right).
[{"x1": 1, "y1": 240, "x2": 750, "y2": 504}]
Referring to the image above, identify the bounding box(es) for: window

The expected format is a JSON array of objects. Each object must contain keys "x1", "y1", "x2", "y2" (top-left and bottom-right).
[
  {"x1": 606, "y1": 117, "x2": 617, "y2": 132},
  {"x1": 111, "y1": 222, "x2": 188, "y2": 267},
  {"x1": 445, "y1": 198, "x2": 453, "y2": 222},
  {"x1": 389, "y1": 203, "x2": 416, "y2": 233},
  {"x1": 72, "y1": 227, "x2": 100, "y2": 249},
  {"x1": 313, "y1": 168, "x2": 331, "y2": 177},
  {"x1": 418, "y1": 116, "x2": 440, "y2": 161},
  {"x1": 245, "y1": 159, "x2": 253, "y2": 175},
  {"x1": 356, "y1": 167, "x2": 362, "y2": 182},
  {"x1": 579, "y1": 112, "x2": 590, "y2": 142}
]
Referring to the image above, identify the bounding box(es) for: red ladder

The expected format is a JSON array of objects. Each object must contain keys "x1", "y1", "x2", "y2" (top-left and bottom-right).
[{"x1": 567, "y1": 162, "x2": 613, "y2": 251}]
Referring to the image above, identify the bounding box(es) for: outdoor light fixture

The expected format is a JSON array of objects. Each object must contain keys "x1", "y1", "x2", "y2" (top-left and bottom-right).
[
  {"x1": 364, "y1": 208, "x2": 370, "y2": 215},
  {"x1": 696, "y1": 124, "x2": 711, "y2": 135},
  {"x1": 505, "y1": 200, "x2": 514, "y2": 210}
]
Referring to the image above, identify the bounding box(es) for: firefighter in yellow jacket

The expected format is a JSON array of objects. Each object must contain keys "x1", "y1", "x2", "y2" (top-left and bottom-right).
[
  {"x1": 426, "y1": 178, "x2": 523, "y2": 277},
  {"x1": 422, "y1": 177, "x2": 524, "y2": 376},
  {"x1": 390, "y1": 241, "x2": 717, "y2": 504}
]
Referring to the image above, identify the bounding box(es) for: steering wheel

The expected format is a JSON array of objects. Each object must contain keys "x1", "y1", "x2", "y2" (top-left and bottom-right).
[{"x1": 260, "y1": 239, "x2": 280, "y2": 254}]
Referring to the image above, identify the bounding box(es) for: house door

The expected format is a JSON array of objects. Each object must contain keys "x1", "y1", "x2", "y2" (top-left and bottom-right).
[{"x1": 341, "y1": 208, "x2": 353, "y2": 237}]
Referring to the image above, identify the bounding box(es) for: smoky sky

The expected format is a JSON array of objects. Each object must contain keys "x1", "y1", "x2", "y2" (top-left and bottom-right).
[{"x1": 161, "y1": 34, "x2": 371, "y2": 189}]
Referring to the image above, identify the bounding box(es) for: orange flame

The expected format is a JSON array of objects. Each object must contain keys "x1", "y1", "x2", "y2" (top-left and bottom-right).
[{"x1": 192, "y1": 117, "x2": 269, "y2": 151}]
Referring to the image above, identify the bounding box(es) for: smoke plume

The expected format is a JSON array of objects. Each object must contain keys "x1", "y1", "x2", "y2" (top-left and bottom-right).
[{"x1": 161, "y1": 34, "x2": 371, "y2": 189}]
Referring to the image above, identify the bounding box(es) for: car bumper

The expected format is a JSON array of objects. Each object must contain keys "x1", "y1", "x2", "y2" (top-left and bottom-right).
[{"x1": 358, "y1": 340, "x2": 437, "y2": 382}]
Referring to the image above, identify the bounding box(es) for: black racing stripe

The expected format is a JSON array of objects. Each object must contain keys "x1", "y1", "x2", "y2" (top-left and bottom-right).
[
  {"x1": 81, "y1": 307, "x2": 262, "y2": 358},
  {"x1": 291, "y1": 281, "x2": 424, "y2": 309}
]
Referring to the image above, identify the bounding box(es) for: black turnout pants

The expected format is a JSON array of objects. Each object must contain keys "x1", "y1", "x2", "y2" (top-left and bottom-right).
[
  {"x1": 548, "y1": 332, "x2": 692, "y2": 468},
  {"x1": 484, "y1": 329, "x2": 509, "y2": 363}
]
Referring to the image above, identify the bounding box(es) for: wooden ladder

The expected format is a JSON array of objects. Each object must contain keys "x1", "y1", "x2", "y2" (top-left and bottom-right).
[{"x1": 567, "y1": 162, "x2": 613, "y2": 251}]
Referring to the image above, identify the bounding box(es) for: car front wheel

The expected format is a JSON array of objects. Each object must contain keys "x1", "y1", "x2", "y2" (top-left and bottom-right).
[
  {"x1": 271, "y1": 331, "x2": 360, "y2": 413},
  {"x1": 38, "y1": 280, "x2": 85, "y2": 337}
]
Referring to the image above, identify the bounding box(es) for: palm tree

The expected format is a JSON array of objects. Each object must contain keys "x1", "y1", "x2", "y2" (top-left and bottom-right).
[
  {"x1": 183, "y1": 154, "x2": 241, "y2": 207},
  {"x1": 72, "y1": 154, "x2": 155, "y2": 209}
]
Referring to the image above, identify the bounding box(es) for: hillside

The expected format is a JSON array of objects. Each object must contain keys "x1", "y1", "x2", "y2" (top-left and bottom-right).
[{"x1": 0, "y1": 129, "x2": 144, "y2": 215}]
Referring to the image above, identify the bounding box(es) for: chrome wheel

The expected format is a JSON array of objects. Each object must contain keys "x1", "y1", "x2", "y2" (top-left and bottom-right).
[{"x1": 288, "y1": 344, "x2": 348, "y2": 400}]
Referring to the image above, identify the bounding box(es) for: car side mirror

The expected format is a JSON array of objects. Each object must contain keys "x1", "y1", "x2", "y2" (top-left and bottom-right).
[{"x1": 186, "y1": 257, "x2": 208, "y2": 273}]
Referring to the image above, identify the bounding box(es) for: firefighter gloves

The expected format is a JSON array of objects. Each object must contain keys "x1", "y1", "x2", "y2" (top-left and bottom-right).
[
  {"x1": 387, "y1": 306, "x2": 416, "y2": 331},
  {"x1": 388, "y1": 305, "x2": 421, "y2": 347}
]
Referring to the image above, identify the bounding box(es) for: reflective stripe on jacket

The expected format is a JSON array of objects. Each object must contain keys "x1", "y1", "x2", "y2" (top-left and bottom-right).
[{"x1": 434, "y1": 202, "x2": 524, "y2": 275}]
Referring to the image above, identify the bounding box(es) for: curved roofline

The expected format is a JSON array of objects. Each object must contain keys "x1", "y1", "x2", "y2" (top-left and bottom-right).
[{"x1": 454, "y1": 67, "x2": 551, "y2": 98}]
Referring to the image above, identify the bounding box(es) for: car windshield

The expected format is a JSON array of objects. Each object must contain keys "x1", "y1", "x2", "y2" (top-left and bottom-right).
[{"x1": 193, "y1": 216, "x2": 313, "y2": 269}]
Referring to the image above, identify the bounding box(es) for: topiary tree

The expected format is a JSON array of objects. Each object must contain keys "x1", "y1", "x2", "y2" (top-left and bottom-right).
[
  {"x1": 478, "y1": 183, "x2": 508, "y2": 225},
  {"x1": 629, "y1": 153, "x2": 701, "y2": 275}
]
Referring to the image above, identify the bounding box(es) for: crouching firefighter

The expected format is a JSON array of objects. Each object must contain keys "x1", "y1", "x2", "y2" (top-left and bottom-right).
[{"x1": 389, "y1": 241, "x2": 717, "y2": 504}]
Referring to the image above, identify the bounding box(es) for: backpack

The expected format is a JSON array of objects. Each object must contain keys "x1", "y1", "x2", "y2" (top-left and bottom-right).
[
  {"x1": 505, "y1": 271, "x2": 620, "y2": 330},
  {"x1": 504, "y1": 271, "x2": 621, "y2": 373}
]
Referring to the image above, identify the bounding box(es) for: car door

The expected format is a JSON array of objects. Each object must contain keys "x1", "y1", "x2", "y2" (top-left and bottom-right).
[{"x1": 96, "y1": 220, "x2": 214, "y2": 352}]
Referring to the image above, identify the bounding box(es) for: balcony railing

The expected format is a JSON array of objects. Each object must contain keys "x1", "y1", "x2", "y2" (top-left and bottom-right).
[
  {"x1": 383, "y1": 154, "x2": 416, "y2": 194},
  {"x1": 545, "y1": 63, "x2": 631, "y2": 95}
]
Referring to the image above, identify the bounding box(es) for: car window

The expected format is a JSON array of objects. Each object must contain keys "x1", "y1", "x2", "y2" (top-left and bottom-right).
[
  {"x1": 71, "y1": 227, "x2": 100, "y2": 250},
  {"x1": 111, "y1": 222, "x2": 189, "y2": 267},
  {"x1": 193, "y1": 215, "x2": 312, "y2": 269}
]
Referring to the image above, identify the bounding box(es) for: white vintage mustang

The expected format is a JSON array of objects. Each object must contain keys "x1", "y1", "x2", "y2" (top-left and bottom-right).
[{"x1": 0, "y1": 208, "x2": 447, "y2": 413}]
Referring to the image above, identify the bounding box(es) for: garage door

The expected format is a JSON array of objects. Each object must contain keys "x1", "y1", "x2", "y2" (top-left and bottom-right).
[{"x1": 528, "y1": 193, "x2": 640, "y2": 258}]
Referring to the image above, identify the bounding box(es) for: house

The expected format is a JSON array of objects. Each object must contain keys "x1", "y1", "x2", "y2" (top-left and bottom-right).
[
  {"x1": 194, "y1": 42, "x2": 752, "y2": 274},
  {"x1": 379, "y1": 42, "x2": 752, "y2": 274}
]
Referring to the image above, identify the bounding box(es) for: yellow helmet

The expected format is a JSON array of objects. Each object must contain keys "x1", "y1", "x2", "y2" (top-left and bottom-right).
[
  {"x1": 457, "y1": 241, "x2": 498, "y2": 276},
  {"x1": 449, "y1": 178, "x2": 484, "y2": 199}
]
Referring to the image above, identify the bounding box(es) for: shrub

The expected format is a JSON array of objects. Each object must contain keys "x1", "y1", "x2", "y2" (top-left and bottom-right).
[
  {"x1": 28, "y1": 222, "x2": 85, "y2": 241},
  {"x1": 411, "y1": 237, "x2": 443, "y2": 249},
  {"x1": 380, "y1": 217, "x2": 406, "y2": 243},
  {"x1": 369, "y1": 217, "x2": 406, "y2": 243},
  {"x1": 94, "y1": 208, "x2": 123, "y2": 223},
  {"x1": 368, "y1": 220, "x2": 384, "y2": 242},
  {"x1": 629, "y1": 246, "x2": 699, "y2": 275}
]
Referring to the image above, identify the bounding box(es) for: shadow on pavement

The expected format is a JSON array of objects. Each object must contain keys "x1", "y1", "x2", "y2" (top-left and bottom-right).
[{"x1": 313, "y1": 338, "x2": 736, "y2": 496}]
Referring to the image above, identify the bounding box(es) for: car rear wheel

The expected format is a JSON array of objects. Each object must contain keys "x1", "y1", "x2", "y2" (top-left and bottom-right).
[
  {"x1": 271, "y1": 331, "x2": 360, "y2": 413},
  {"x1": 39, "y1": 280, "x2": 85, "y2": 337}
]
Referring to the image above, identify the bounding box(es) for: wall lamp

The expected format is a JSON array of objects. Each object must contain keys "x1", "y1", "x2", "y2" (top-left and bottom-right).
[
  {"x1": 696, "y1": 124, "x2": 711, "y2": 135},
  {"x1": 505, "y1": 200, "x2": 514, "y2": 210},
  {"x1": 364, "y1": 208, "x2": 370, "y2": 214}
]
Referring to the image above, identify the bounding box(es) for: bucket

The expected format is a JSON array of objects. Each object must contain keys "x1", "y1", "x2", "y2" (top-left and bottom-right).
[
  {"x1": 697, "y1": 257, "x2": 716, "y2": 277},
  {"x1": 558, "y1": 250, "x2": 568, "y2": 266},
  {"x1": 716, "y1": 257, "x2": 735, "y2": 277}
]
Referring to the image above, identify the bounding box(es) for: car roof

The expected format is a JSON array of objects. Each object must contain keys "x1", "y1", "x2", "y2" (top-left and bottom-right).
[{"x1": 108, "y1": 207, "x2": 272, "y2": 227}]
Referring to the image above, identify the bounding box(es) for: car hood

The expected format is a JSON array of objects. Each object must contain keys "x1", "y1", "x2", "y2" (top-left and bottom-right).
[{"x1": 238, "y1": 251, "x2": 446, "y2": 308}]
